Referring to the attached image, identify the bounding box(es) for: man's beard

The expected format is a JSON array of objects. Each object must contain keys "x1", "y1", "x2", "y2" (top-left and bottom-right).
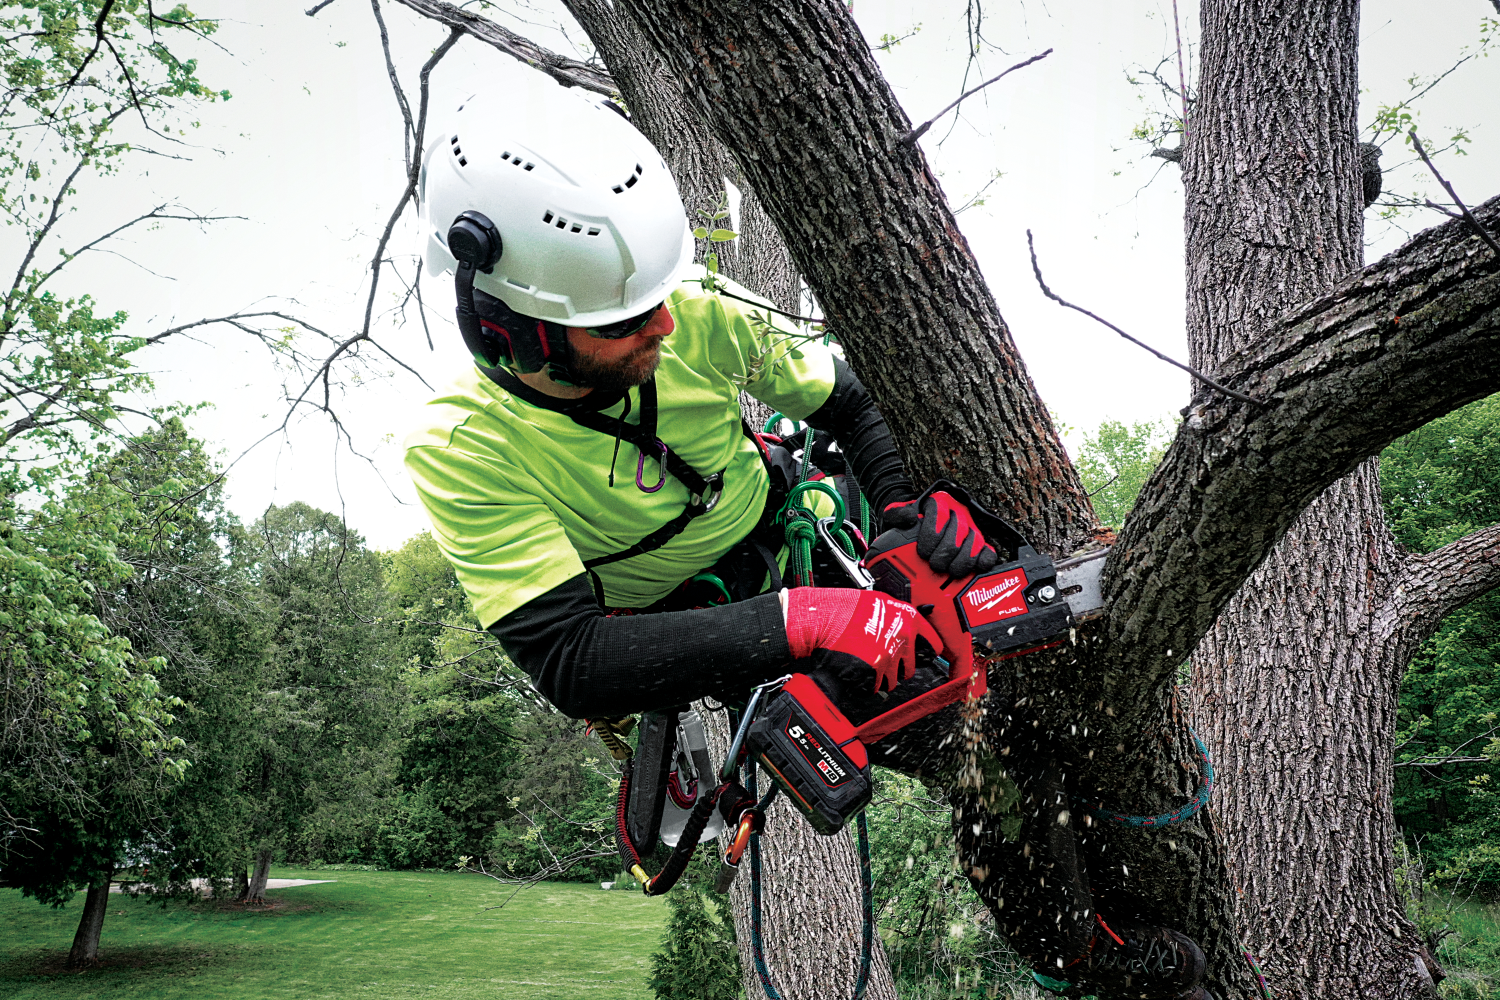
[{"x1": 569, "y1": 341, "x2": 663, "y2": 393}]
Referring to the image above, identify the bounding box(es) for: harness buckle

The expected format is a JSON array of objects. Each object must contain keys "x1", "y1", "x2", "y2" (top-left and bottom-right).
[{"x1": 691, "y1": 472, "x2": 724, "y2": 513}]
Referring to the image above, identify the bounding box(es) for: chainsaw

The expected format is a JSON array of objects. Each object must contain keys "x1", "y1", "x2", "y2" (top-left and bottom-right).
[
  {"x1": 744, "y1": 480, "x2": 1106, "y2": 837},
  {"x1": 599, "y1": 479, "x2": 1108, "y2": 895}
]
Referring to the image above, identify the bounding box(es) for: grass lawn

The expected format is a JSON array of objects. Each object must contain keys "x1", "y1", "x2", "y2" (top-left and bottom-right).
[{"x1": 0, "y1": 867, "x2": 667, "y2": 1000}]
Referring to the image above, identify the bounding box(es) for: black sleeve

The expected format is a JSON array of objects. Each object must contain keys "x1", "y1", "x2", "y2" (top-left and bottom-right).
[
  {"x1": 488, "y1": 575, "x2": 792, "y2": 719},
  {"x1": 804, "y1": 356, "x2": 916, "y2": 520}
]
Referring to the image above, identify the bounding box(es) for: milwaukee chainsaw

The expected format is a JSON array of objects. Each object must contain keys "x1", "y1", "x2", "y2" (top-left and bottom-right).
[
  {"x1": 746, "y1": 480, "x2": 1108, "y2": 836},
  {"x1": 601, "y1": 479, "x2": 1108, "y2": 895}
]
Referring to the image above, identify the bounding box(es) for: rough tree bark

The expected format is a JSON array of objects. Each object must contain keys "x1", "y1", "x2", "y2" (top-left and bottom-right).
[
  {"x1": 66, "y1": 868, "x2": 112, "y2": 968},
  {"x1": 1181, "y1": 4, "x2": 1500, "y2": 996}
]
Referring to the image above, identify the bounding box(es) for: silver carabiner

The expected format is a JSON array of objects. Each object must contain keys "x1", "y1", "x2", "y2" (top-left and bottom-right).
[{"x1": 816, "y1": 516, "x2": 874, "y2": 590}]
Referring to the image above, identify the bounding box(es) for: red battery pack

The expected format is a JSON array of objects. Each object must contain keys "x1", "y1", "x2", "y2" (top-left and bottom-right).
[{"x1": 748, "y1": 674, "x2": 873, "y2": 835}]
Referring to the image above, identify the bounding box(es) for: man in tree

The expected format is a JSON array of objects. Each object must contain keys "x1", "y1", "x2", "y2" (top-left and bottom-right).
[{"x1": 405, "y1": 81, "x2": 1210, "y2": 999}]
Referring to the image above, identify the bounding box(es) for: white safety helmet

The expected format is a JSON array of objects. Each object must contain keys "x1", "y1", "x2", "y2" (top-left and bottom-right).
[{"x1": 420, "y1": 82, "x2": 695, "y2": 377}]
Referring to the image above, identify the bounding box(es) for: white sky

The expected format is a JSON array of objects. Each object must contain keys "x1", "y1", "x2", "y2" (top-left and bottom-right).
[{"x1": 24, "y1": 0, "x2": 1500, "y2": 549}]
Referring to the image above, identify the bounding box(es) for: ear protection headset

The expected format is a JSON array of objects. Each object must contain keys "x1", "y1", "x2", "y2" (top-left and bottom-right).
[{"x1": 449, "y1": 210, "x2": 574, "y2": 380}]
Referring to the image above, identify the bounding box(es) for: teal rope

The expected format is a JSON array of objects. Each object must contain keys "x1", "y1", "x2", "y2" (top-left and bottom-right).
[
  {"x1": 1079, "y1": 728, "x2": 1214, "y2": 828},
  {"x1": 746, "y1": 765, "x2": 872, "y2": 1000}
]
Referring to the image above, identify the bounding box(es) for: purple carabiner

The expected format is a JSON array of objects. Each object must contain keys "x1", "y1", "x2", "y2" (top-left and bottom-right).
[{"x1": 637, "y1": 439, "x2": 668, "y2": 493}]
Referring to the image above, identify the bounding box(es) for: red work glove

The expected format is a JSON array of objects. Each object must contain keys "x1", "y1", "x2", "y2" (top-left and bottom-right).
[
  {"x1": 883, "y1": 491, "x2": 999, "y2": 577},
  {"x1": 783, "y1": 587, "x2": 940, "y2": 693}
]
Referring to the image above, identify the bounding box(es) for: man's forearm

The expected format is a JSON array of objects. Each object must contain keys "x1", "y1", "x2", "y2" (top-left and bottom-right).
[{"x1": 489, "y1": 575, "x2": 791, "y2": 717}]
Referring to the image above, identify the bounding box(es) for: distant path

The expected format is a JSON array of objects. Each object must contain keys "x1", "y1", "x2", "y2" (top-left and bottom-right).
[{"x1": 109, "y1": 878, "x2": 336, "y2": 894}]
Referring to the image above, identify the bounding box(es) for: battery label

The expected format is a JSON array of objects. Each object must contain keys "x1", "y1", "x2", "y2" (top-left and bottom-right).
[
  {"x1": 961, "y1": 568, "x2": 1030, "y2": 628},
  {"x1": 784, "y1": 713, "x2": 850, "y2": 788}
]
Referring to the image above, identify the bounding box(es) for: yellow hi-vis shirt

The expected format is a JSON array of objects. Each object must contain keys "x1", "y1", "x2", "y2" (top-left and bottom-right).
[{"x1": 404, "y1": 270, "x2": 835, "y2": 628}]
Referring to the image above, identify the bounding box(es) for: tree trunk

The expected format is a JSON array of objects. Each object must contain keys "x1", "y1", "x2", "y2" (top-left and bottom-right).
[
  {"x1": 556, "y1": 4, "x2": 896, "y2": 995},
  {"x1": 245, "y1": 847, "x2": 272, "y2": 905},
  {"x1": 234, "y1": 859, "x2": 250, "y2": 902},
  {"x1": 1184, "y1": 2, "x2": 1426, "y2": 996},
  {"x1": 66, "y1": 869, "x2": 112, "y2": 968},
  {"x1": 697, "y1": 702, "x2": 897, "y2": 1000},
  {"x1": 1194, "y1": 465, "x2": 1424, "y2": 998}
]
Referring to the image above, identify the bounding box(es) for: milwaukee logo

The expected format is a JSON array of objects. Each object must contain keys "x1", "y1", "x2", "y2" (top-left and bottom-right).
[
  {"x1": 960, "y1": 568, "x2": 1030, "y2": 628},
  {"x1": 863, "y1": 600, "x2": 884, "y2": 637},
  {"x1": 967, "y1": 578, "x2": 1024, "y2": 612}
]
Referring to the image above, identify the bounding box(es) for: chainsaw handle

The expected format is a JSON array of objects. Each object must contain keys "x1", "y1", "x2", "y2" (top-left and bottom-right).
[{"x1": 914, "y1": 479, "x2": 1034, "y2": 562}]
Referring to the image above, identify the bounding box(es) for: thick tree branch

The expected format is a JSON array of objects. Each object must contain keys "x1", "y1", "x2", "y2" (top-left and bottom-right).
[
  {"x1": 389, "y1": 0, "x2": 615, "y2": 95},
  {"x1": 1102, "y1": 194, "x2": 1500, "y2": 702},
  {"x1": 612, "y1": 0, "x2": 1099, "y2": 554},
  {"x1": 1384, "y1": 523, "x2": 1500, "y2": 652}
]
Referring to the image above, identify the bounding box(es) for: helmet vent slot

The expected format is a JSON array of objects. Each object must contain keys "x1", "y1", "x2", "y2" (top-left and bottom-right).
[
  {"x1": 540, "y1": 210, "x2": 601, "y2": 236},
  {"x1": 453, "y1": 136, "x2": 467, "y2": 167},
  {"x1": 612, "y1": 163, "x2": 645, "y2": 194}
]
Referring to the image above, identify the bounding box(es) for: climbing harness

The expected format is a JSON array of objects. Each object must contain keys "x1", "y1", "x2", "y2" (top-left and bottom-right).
[{"x1": 477, "y1": 366, "x2": 726, "y2": 574}]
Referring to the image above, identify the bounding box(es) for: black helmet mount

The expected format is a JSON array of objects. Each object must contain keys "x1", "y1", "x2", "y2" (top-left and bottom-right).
[{"x1": 449, "y1": 210, "x2": 575, "y2": 383}]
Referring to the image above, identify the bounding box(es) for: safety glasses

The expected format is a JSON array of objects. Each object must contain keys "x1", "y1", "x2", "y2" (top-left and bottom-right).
[{"x1": 581, "y1": 301, "x2": 664, "y2": 339}]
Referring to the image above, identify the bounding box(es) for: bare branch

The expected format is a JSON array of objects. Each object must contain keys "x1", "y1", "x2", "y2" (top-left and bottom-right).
[
  {"x1": 57, "y1": 0, "x2": 117, "y2": 95},
  {"x1": 370, "y1": 0, "x2": 415, "y2": 166},
  {"x1": 1171, "y1": 0, "x2": 1189, "y2": 139},
  {"x1": 306, "y1": 0, "x2": 339, "y2": 13},
  {"x1": 1410, "y1": 129, "x2": 1500, "y2": 258},
  {"x1": 1386, "y1": 523, "x2": 1500, "y2": 651},
  {"x1": 1026, "y1": 230, "x2": 1263, "y2": 406},
  {"x1": 390, "y1": 0, "x2": 615, "y2": 95},
  {"x1": 899, "y1": 49, "x2": 1051, "y2": 146}
]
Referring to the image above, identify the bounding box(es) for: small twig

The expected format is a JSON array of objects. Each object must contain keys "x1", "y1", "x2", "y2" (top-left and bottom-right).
[
  {"x1": 1026, "y1": 230, "x2": 1263, "y2": 407},
  {"x1": 1087, "y1": 473, "x2": 1121, "y2": 498},
  {"x1": 1171, "y1": 0, "x2": 1189, "y2": 141},
  {"x1": 899, "y1": 49, "x2": 1052, "y2": 146},
  {"x1": 306, "y1": 0, "x2": 338, "y2": 14},
  {"x1": 709, "y1": 284, "x2": 824, "y2": 324},
  {"x1": 1409, "y1": 129, "x2": 1500, "y2": 258}
]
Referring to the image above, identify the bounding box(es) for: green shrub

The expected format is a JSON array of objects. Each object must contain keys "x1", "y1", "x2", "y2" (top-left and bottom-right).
[{"x1": 648, "y1": 854, "x2": 740, "y2": 1000}]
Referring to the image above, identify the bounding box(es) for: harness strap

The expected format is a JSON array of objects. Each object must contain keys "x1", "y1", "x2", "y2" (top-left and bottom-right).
[{"x1": 476, "y1": 365, "x2": 727, "y2": 572}]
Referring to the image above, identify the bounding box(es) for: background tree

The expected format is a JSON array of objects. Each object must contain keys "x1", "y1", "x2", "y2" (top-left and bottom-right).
[
  {"x1": 1386, "y1": 393, "x2": 1500, "y2": 890},
  {"x1": 238, "y1": 503, "x2": 402, "y2": 901}
]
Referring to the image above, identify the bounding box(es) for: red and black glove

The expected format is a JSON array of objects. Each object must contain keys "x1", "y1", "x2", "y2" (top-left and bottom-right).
[
  {"x1": 783, "y1": 587, "x2": 940, "y2": 693},
  {"x1": 882, "y1": 491, "x2": 999, "y2": 577}
]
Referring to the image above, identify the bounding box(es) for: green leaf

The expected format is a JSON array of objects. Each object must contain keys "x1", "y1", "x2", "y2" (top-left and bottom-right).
[
  {"x1": 706, "y1": 253, "x2": 719, "y2": 274},
  {"x1": 708, "y1": 229, "x2": 738, "y2": 242},
  {"x1": 692, "y1": 227, "x2": 709, "y2": 239},
  {"x1": 789, "y1": 349, "x2": 804, "y2": 360}
]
